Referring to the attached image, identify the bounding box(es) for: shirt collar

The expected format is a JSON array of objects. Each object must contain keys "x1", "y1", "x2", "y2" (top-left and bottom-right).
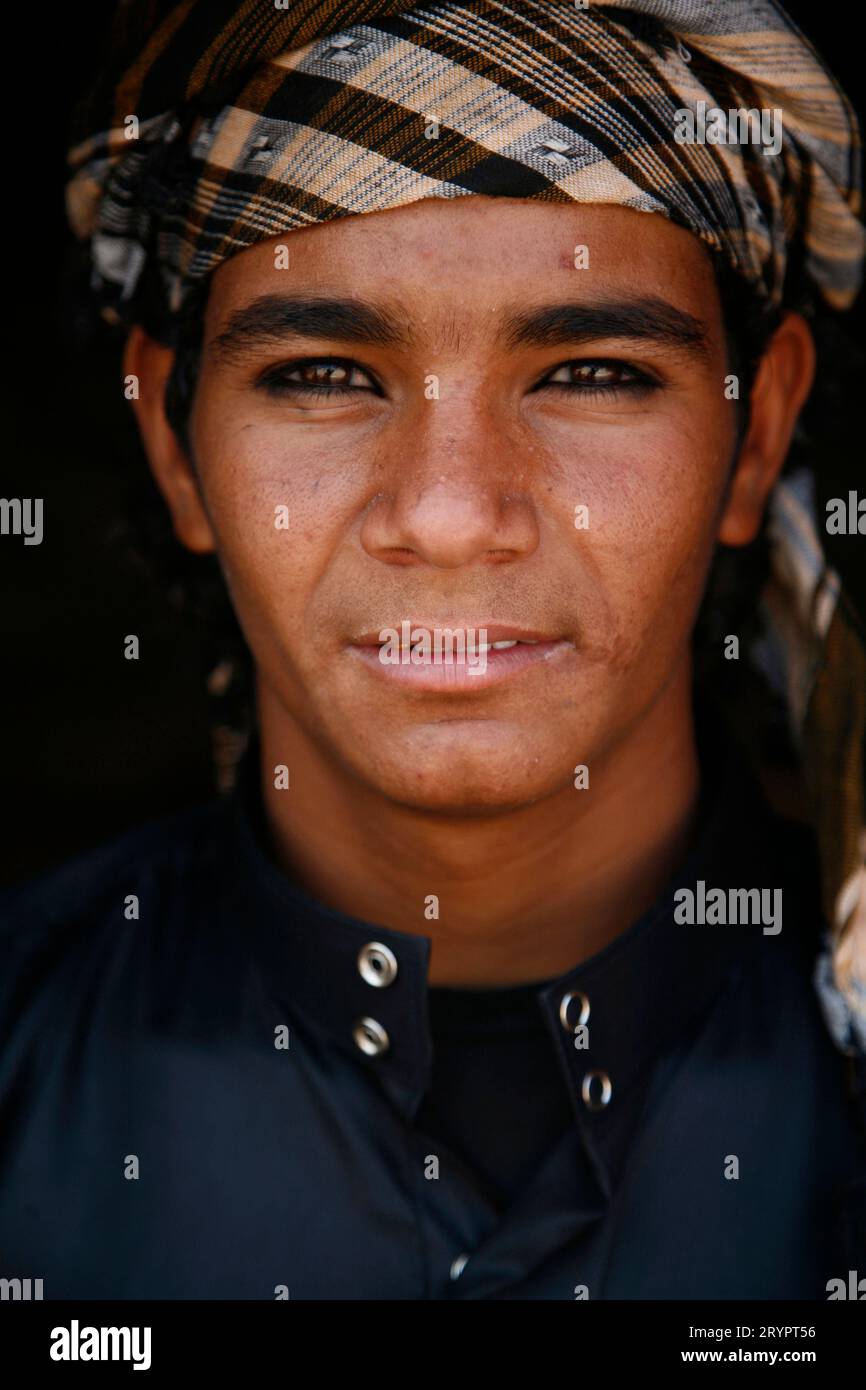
[{"x1": 220, "y1": 715, "x2": 783, "y2": 1153}]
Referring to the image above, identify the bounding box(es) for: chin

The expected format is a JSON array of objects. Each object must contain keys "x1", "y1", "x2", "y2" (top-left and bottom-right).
[{"x1": 356, "y1": 722, "x2": 569, "y2": 816}]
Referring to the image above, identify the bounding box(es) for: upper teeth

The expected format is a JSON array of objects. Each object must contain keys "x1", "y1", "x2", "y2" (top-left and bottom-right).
[{"x1": 376, "y1": 637, "x2": 540, "y2": 649}]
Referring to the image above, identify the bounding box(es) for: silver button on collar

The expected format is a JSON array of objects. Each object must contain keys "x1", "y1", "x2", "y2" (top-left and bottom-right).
[
  {"x1": 450, "y1": 1253, "x2": 469, "y2": 1281},
  {"x1": 358, "y1": 941, "x2": 398, "y2": 988},
  {"x1": 559, "y1": 990, "x2": 590, "y2": 1032},
  {"x1": 352, "y1": 1016, "x2": 390, "y2": 1057},
  {"x1": 581, "y1": 1069, "x2": 612, "y2": 1111}
]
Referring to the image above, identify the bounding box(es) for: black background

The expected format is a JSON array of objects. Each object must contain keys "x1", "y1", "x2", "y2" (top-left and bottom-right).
[{"x1": 1, "y1": 1, "x2": 863, "y2": 885}]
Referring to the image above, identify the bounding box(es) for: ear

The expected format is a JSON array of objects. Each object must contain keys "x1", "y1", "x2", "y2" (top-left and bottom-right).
[
  {"x1": 123, "y1": 325, "x2": 217, "y2": 554},
  {"x1": 717, "y1": 311, "x2": 816, "y2": 546}
]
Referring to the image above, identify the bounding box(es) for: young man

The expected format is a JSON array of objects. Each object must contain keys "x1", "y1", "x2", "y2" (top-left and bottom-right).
[{"x1": 1, "y1": 0, "x2": 865, "y2": 1299}]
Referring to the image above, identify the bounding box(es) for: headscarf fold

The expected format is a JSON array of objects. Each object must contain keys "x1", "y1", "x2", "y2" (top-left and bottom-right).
[{"x1": 65, "y1": 0, "x2": 866, "y2": 1056}]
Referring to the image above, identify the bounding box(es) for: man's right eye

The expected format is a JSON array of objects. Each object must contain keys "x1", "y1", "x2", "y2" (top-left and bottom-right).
[{"x1": 256, "y1": 357, "x2": 380, "y2": 398}]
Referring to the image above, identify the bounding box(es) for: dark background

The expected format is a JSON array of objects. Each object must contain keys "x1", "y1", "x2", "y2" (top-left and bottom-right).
[{"x1": 1, "y1": 1, "x2": 864, "y2": 885}]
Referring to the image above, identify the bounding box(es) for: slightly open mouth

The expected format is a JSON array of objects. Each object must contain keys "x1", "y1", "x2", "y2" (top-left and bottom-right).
[
  {"x1": 374, "y1": 637, "x2": 542, "y2": 652},
  {"x1": 350, "y1": 634, "x2": 573, "y2": 689}
]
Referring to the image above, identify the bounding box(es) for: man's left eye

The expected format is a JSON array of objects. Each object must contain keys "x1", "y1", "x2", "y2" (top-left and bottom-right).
[{"x1": 539, "y1": 360, "x2": 655, "y2": 394}]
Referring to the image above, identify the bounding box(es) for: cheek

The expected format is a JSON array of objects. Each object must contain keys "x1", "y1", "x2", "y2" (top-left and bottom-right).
[
  {"x1": 547, "y1": 405, "x2": 733, "y2": 668},
  {"x1": 191, "y1": 410, "x2": 365, "y2": 626}
]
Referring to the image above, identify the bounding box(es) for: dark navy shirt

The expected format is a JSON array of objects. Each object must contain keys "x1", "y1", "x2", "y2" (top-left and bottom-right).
[{"x1": 1, "y1": 728, "x2": 864, "y2": 1300}]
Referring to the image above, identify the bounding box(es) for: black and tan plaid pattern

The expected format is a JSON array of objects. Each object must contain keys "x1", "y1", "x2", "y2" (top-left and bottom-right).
[{"x1": 67, "y1": 0, "x2": 864, "y2": 318}]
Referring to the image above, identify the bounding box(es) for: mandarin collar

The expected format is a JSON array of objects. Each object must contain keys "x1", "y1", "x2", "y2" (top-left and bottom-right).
[{"x1": 221, "y1": 720, "x2": 781, "y2": 1168}]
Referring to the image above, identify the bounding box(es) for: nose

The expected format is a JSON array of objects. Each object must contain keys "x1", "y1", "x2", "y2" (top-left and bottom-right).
[{"x1": 359, "y1": 398, "x2": 540, "y2": 569}]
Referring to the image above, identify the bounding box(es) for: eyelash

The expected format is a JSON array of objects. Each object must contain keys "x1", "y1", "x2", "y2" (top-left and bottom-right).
[
  {"x1": 257, "y1": 357, "x2": 377, "y2": 400},
  {"x1": 255, "y1": 355, "x2": 658, "y2": 402}
]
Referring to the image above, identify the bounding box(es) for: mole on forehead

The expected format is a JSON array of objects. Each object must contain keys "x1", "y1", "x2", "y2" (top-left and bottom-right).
[{"x1": 257, "y1": 224, "x2": 710, "y2": 326}]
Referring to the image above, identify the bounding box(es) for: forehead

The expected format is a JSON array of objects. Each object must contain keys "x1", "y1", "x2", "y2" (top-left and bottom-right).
[{"x1": 205, "y1": 197, "x2": 722, "y2": 336}]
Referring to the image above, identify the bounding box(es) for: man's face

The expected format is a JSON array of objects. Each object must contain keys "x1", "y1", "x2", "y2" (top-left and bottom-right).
[{"x1": 186, "y1": 199, "x2": 738, "y2": 812}]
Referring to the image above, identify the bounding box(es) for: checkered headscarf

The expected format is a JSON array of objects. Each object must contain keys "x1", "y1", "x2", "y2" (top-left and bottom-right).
[
  {"x1": 67, "y1": 0, "x2": 864, "y2": 319},
  {"x1": 65, "y1": 0, "x2": 866, "y2": 1059}
]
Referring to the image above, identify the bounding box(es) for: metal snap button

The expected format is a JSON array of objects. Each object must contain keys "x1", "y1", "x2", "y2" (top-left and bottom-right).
[
  {"x1": 559, "y1": 990, "x2": 590, "y2": 1032},
  {"x1": 450, "y1": 1253, "x2": 469, "y2": 1281},
  {"x1": 352, "y1": 1016, "x2": 390, "y2": 1057},
  {"x1": 581, "y1": 1069, "x2": 612, "y2": 1111},
  {"x1": 357, "y1": 941, "x2": 398, "y2": 988}
]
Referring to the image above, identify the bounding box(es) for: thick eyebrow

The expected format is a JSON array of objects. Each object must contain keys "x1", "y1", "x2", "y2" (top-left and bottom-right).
[
  {"x1": 210, "y1": 292, "x2": 710, "y2": 364},
  {"x1": 211, "y1": 294, "x2": 412, "y2": 361},
  {"x1": 500, "y1": 296, "x2": 710, "y2": 358}
]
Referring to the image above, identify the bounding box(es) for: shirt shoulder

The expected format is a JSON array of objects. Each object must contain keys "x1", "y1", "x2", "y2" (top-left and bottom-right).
[{"x1": 0, "y1": 796, "x2": 230, "y2": 944}]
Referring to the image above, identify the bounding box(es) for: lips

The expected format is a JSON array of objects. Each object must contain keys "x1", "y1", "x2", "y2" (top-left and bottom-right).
[{"x1": 347, "y1": 623, "x2": 574, "y2": 691}]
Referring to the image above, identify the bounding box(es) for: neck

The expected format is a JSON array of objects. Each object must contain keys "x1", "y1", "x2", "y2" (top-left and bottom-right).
[{"x1": 256, "y1": 668, "x2": 701, "y2": 986}]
